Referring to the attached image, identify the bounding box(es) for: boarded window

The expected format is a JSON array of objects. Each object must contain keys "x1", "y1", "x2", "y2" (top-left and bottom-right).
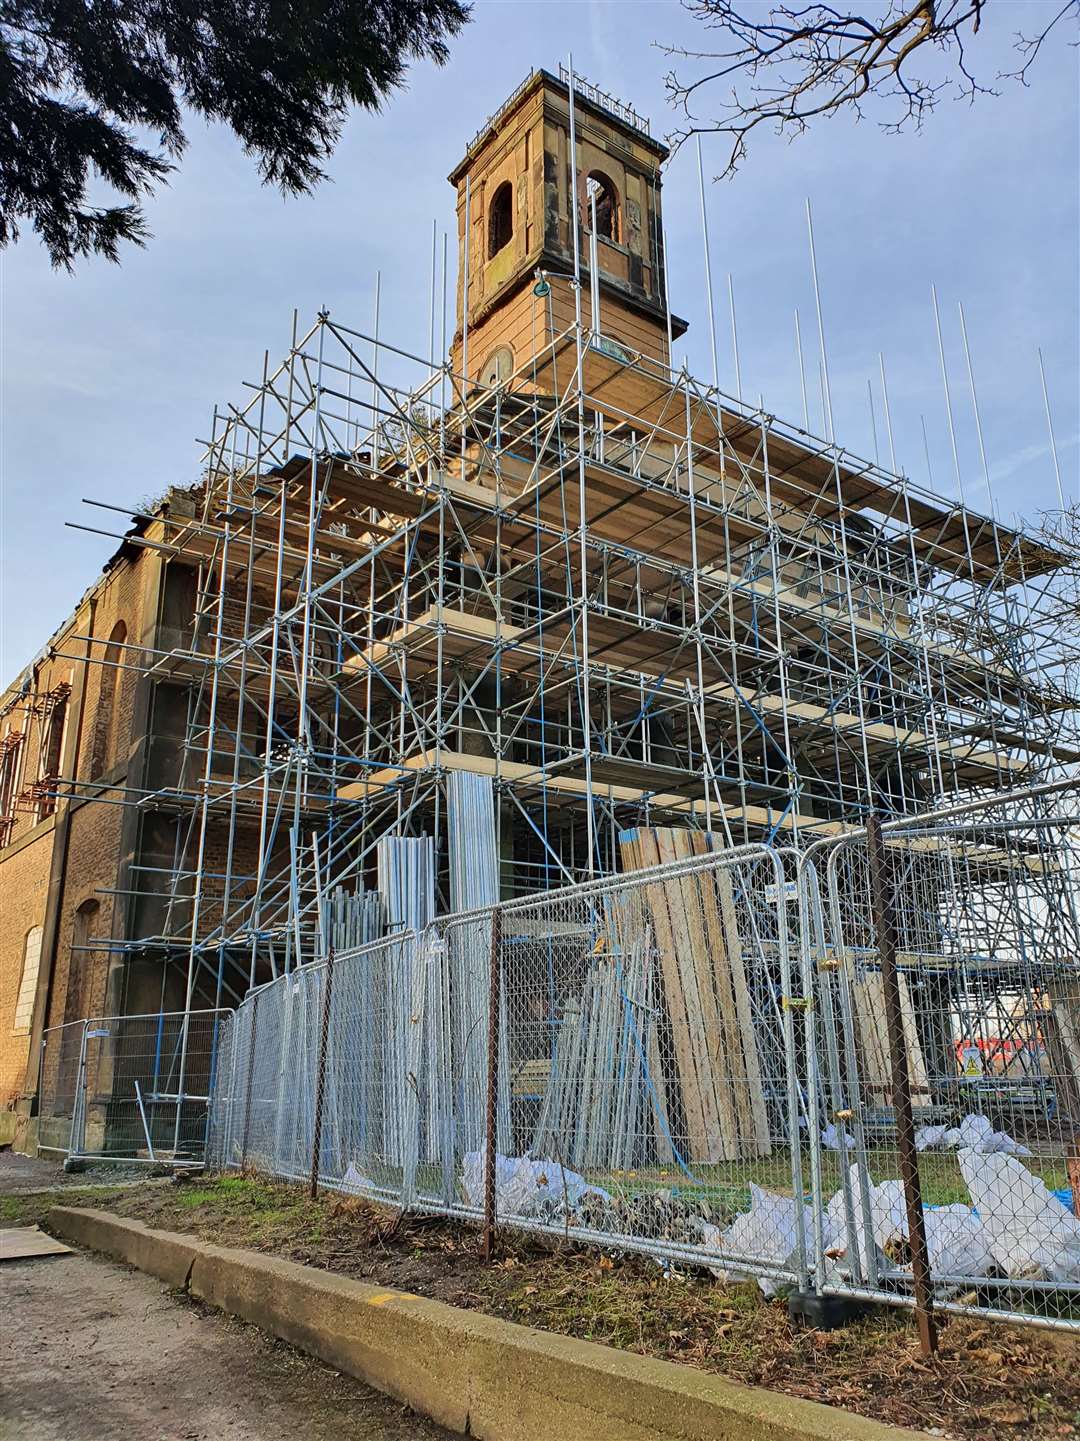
[
  {"x1": 0, "y1": 730, "x2": 24, "y2": 846},
  {"x1": 65, "y1": 899, "x2": 100, "y2": 1025},
  {"x1": 91, "y1": 621, "x2": 126, "y2": 778},
  {"x1": 37, "y1": 687, "x2": 69, "y2": 820},
  {"x1": 14, "y1": 926, "x2": 43, "y2": 1035}
]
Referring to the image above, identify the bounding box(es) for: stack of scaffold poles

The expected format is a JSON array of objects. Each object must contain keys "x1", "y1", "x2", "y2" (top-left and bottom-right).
[
  {"x1": 531, "y1": 922, "x2": 676, "y2": 1171},
  {"x1": 375, "y1": 836, "x2": 434, "y2": 1169},
  {"x1": 328, "y1": 885, "x2": 384, "y2": 952},
  {"x1": 447, "y1": 771, "x2": 510, "y2": 1152},
  {"x1": 534, "y1": 826, "x2": 773, "y2": 1169}
]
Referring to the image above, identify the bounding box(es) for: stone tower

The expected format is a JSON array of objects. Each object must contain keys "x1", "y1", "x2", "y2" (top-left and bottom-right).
[{"x1": 448, "y1": 67, "x2": 686, "y2": 389}]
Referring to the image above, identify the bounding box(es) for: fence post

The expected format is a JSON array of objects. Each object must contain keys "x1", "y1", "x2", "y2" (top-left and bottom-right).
[
  {"x1": 1066, "y1": 1141, "x2": 1080, "y2": 1220},
  {"x1": 68, "y1": 1021, "x2": 90, "y2": 1162},
  {"x1": 483, "y1": 905, "x2": 503, "y2": 1262},
  {"x1": 866, "y1": 812, "x2": 937, "y2": 1356},
  {"x1": 239, "y1": 992, "x2": 260, "y2": 1171},
  {"x1": 36, "y1": 1033, "x2": 47, "y2": 1121},
  {"x1": 310, "y1": 949, "x2": 336, "y2": 1199}
]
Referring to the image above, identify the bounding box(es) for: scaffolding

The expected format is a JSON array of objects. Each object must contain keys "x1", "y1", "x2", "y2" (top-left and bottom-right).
[
  {"x1": 6, "y1": 64, "x2": 1061, "y2": 1091},
  {"x1": 52, "y1": 285, "x2": 1074, "y2": 1012}
]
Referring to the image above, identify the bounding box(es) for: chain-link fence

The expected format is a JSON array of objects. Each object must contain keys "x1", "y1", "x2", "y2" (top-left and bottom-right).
[
  {"x1": 208, "y1": 783, "x2": 1080, "y2": 1335},
  {"x1": 210, "y1": 842, "x2": 812, "y2": 1288},
  {"x1": 800, "y1": 787, "x2": 1080, "y2": 1333},
  {"x1": 37, "y1": 1009, "x2": 230, "y2": 1164},
  {"x1": 37, "y1": 1019, "x2": 87, "y2": 1155}
]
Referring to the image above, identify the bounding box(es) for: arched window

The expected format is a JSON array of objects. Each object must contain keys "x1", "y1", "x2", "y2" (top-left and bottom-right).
[
  {"x1": 488, "y1": 181, "x2": 513, "y2": 259},
  {"x1": 14, "y1": 926, "x2": 43, "y2": 1035},
  {"x1": 91, "y1": 621, "x2": 126, "y2": 778},
  {"x1": 584, "y1": 171, "x2": 619, "y2": 242},
  {"x1": 64, "y1": 899, "x2": 100, "y2": 1024},
  {"x1": 0, "y1": 727, "x2": 24, "y2": 846},
  {"x1": 37, "y1": 685, "x2": 69, "y2": 820}
]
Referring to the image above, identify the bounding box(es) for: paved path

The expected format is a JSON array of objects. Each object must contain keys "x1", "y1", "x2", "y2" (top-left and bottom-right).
[{"x1": 1, "y1": 1248, "x2": 454, "y2": 1440}]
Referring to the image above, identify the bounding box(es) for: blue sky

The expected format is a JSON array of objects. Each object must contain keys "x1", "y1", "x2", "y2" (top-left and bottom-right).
[{"x1": 2, "y1": 0, "x2": 1077, "y2": 681}]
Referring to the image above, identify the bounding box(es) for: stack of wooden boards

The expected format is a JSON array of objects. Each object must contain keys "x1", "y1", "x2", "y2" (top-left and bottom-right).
[
  {"x1": 846, "y1": 966, "x2": 932, "y2": 1107},
  {"x1": 619, "y1": 826, "x2": 773, "y2": 1164},
  {"x1": 530, "y1": 826, "x2": 773, "y2": 1169}
]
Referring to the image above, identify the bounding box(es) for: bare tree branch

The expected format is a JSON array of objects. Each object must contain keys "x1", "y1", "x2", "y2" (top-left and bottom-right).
[
  {"x1": 659, "y1": 0, "x2": 1078, "y2": 174},
  {"x1": 1001, "y1": 0, "x2": 1078, "y2": 84}
]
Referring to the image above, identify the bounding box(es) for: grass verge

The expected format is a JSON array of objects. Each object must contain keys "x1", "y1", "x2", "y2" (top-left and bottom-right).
[{"x1": 10, "y1": 1174, "x2": 1080, "y2": 1439}]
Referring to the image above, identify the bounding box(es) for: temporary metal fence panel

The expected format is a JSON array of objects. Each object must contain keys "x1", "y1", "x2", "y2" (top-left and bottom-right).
[
  {"x1": 37, "y1": 1019, "x2": 88, "y2": 1155},
  {"x1": 480, "y1": 842, "x2": 806, "y2": 1283},
  {"x1": 208, "y1": 843, "x2": 811, "y2": 1288},
  {"x1": 210, "y1": 934, "x2": 432, "y2": 1202},
  {"x1": 57, "y1": 1009, "x2": 231, "y2": 1164},
  {"x1": 205, "y1": 783, "x2": 1080, "y2": 1333},
  {"x1": 801, "y1": 796, "x2": 1080, "y2": 1332}
]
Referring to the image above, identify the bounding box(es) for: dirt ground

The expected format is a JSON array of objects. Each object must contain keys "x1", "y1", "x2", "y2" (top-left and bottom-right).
[
  {"x1": 0, "y1": 1248, "x2": 453, "y2": 1441},
  {"x1": 0, "y1": 1149, "x2": 152, "y2": 1193},
  {"x1": 6, "y1": 1169, "x2": 1080, "y2": 1439}
]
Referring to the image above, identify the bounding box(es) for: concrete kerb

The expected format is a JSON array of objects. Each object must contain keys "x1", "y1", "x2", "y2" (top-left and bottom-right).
[
  {"x1": 48, "y1": 1206, "x2": 200, "y2": 1289},
  {"x1": 48, "y1": 1207, "x2": 932, "y2": 1441}
]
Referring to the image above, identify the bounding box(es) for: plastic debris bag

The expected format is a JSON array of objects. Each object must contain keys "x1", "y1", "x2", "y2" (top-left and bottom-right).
[
  {"x1": 959, "y1": 1148, "x2": 1080, "y2": 1282},
  {"x1": 824, "y1": 1165, "x2": 907, "y2": 1276},
  {"x1": 922, "y1": 1203, "x2": 994, "y2": 1282},
  {"x1": 461, "y1": 1150, "x2": 609, "y2": 1217},
  {"x1": 706, "y1": 1184, "x2": 811, "y2": 1297},
  {"x1": 340, "y1": 1162, "x2": 378, "y2": 1195},
  {"x1": 914, "y1": 1113, "x2": 1031, "y2": 1156},
  {"x1": 950, "y1": 1113, "x2": 1032, "y2": 1156},
  {"x1": 820, "y1": 1123, "x2": 856, "y2": 1151},
  {"x1": 825, "y1": 1167, "x2": 994, "y2": 1286}
]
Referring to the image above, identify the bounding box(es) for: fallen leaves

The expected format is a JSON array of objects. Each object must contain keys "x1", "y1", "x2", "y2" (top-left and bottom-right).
[
  {"x1": 96, "y1": 1176, "x2": 1080, "y2": 1441},
  {"x1": 975, "y1": 1404, "x2": 1030, "y2": 1426}
]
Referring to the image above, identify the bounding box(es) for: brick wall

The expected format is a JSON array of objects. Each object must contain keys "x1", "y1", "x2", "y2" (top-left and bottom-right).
[
  {"x1": 1, "y1": 507, "x2": 340, "y2": 1119},
  {"x1": 0, "y1": 600, "x2": 84, "y2": 1107},
  {"x1": 43, "y1": 795, "x2": 126, "y2": 1032},
  {"x1": 0, "y1": 542, "x2": 162, "y2": 1110},
  {"x1": 0, "y1": 827, "x2": 54, "y2": 1104}
]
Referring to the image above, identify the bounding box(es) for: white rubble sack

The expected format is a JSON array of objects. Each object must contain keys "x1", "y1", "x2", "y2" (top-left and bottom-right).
[
  {"x1": 825, "y1": 1166, "x2": 994, "y2": 1284},
  {"x1": 914, "y1": 1113, "x2": 1031, "y2": 1157},
  {"x1": 820, "y1": 1123, "x2": 855, "y2": 1151},
  {"x1": 340, "y1": 1163, "x2": 378, "y2": 1195},
  {"x1": 461, "y1": 1150, "x2": 609, "y2": 1216},
  {"x1": 959, "y1": 1147, "x2": 1080, "y2": 1283},
  {"x1": 922, "y1": 1204, "x2": 995, "y2": 1281},
  {"x1": 705, "y1": 1184, "x2": 812, "y2": 1298},
  {"x1": 825, "y1": 1165, "x2": 907, "y2": 1276},
  {"x1": 914, "y1": 1124, "x2": 950, "y2": 1152},
  {"x1": 950, "y1": 1113, "x2": 1032, "y2": 1156}
]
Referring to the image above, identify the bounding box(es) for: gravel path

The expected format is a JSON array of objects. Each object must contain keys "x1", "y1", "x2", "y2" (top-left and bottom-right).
[{"x1": 0, "y1": 1249, "x2": 454, "y2": 1440}]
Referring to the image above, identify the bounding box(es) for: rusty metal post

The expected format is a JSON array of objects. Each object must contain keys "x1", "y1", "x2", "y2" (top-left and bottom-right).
[
  {"x1": 310, "y1": 948, "x2": 335, "y2": 1199},
  {"x1": 866, "y1": 812, "x2": 937, "y2": 1356},
  {"x1": 239, "y1": 991, "x2": 260, "y2": 1171},
  {"x1": 1067, "y1": 1142, "x2": 1080, "y2": 1220},
  {"x1": 483, "y1": 905, "x2": 503, "y2": 1261}
]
